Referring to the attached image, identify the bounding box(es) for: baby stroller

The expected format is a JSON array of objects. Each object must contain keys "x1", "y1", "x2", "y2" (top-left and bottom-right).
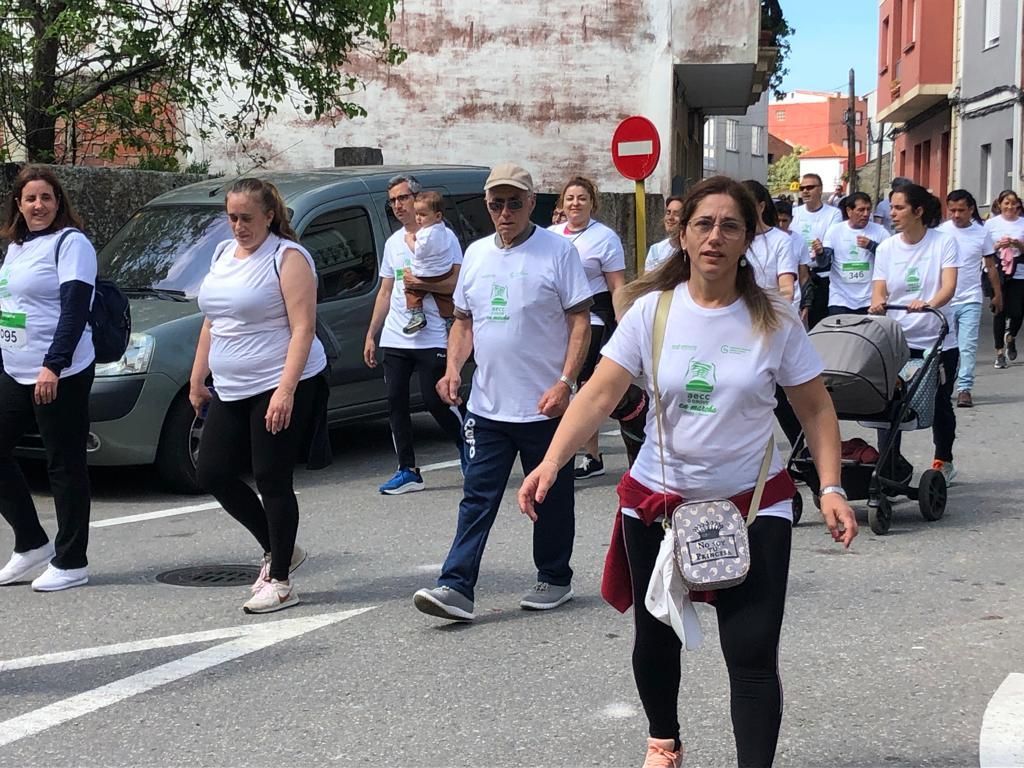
[{"x1": 787, "y1": 306, "x2": 949, "y2": 535}]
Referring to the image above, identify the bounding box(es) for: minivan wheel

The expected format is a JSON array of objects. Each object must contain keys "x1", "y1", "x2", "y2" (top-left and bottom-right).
[{"x1": 155, "y1": 393, "x2": 205, "y2": 494}]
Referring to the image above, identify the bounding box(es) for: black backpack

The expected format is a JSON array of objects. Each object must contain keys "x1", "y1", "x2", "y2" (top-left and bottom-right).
[{"x1": 56, "y1": 229, "x2": 132, "y2": 364}]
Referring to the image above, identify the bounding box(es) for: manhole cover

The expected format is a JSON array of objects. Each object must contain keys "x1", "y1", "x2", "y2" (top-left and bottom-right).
[{"x1": 156, "y1": 564, "x2": 260, "y2": 588}]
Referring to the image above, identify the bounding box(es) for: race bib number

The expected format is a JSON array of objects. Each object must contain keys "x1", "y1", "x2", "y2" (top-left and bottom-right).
[
  {"x1": 0, "y1": 311, "x2": 27, "y2": 350},
  {"x1": 841, "y1": 260, "x2": 871, "y2": 284}
]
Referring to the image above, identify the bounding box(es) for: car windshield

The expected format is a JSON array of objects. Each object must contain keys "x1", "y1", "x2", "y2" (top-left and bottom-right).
[{"x1": 99, "y1": 205, "x2": 231, "y2": 297}]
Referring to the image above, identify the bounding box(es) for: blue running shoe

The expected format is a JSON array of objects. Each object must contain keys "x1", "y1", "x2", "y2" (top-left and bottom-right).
[{"x1": 379, "y1": 467, "x2": 425, "y2": 495}]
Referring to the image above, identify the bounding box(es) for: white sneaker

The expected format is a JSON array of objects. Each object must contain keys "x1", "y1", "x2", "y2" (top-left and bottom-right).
[
  {"x1": 0, "y1": 542, "x2": 55, "y2": 585},
  {"x1": 251, "y1": 545, "x2": 308, "y2": 594},
  {"x1": 31, "y1": 564, "x2": 89, "y2": 592},
  {"x1": 243, "y1": 579, "x2": 299, "y2": 614}
]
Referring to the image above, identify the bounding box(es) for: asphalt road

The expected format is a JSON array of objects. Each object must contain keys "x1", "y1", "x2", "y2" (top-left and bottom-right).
[{"x1": 1, "y1": 342, "x2": 1023, "y2": 767}]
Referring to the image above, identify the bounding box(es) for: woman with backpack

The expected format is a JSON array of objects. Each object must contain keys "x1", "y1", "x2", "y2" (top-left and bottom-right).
[
  {"x1": 190, "y1": 178, "x2": 328, "y2": 614},
  {"x1": 0, "y1": 165, "x2": 97, "y2": 592}
]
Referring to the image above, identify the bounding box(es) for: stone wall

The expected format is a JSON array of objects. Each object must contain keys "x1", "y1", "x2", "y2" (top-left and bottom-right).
[{"x1": 1, "y1": 164, "x2": 209, "y2": 249}]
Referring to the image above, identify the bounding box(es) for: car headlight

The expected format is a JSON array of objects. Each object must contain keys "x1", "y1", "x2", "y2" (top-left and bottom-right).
[{"x1": 94, "y1": 333, "x2": 156, "y2": 377}]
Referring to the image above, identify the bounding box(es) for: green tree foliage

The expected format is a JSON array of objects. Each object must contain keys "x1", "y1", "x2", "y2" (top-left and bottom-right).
[
  {"x1": 0, "y1": 0, "x2": 405, "y2": 163},
  {"x1": 767, "y1": 146, "x2": 806, "y2": 197}
]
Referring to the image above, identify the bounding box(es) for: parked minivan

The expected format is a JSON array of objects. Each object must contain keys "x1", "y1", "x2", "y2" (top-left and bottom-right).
[{"x1": 16, "y1": 166, "x2": 495, "y2": 492}]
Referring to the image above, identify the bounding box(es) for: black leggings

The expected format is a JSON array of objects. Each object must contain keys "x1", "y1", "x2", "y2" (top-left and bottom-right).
[
  {"x1": 196, "y1": 376, "x2": 318, "y2": 581},
  {"x1": 381, "y1": 346, "x2": 463, "y2": 469},
  {"x1": 0, "y1": 367, "x2": 94, "y2": 569},
  {"x1": 994, "y1": 278, "x2": 1024, "y2": 349},
  {"x1": 624, "y1": 514, "x2": 792, "y2": 767}
]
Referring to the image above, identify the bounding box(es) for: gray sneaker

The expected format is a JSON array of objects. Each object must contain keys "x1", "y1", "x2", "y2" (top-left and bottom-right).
[
  {"x1": 995, "y1": 353, "x2": 1009, "y2": 369},
  {"x1": 520, "y1": 582, "x2": 574, "y2": 611},
  {"x1": 413, "y1": 586, "x2": 475, "y2": 621}
]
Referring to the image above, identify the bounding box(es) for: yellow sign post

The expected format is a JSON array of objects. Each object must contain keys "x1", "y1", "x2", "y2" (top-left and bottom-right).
[
  {"x1": 611, "y1": 116, "x2": 661, "y2": 276},
  {"x1": 635, "y1": 181, "x2": 647, "y2": 274}
]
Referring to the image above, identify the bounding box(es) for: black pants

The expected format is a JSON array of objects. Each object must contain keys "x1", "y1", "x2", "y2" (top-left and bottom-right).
[
  {"x1": 878, "y1": 347, "x2": 959, "y2": 464},
  {"x1": 625, "y1": 514, "x2": 792, "y2": 767},
  {"x1": 807, "y1": 275, "x2": 830, "y2": 329},
  {"x1": 381, "y1": 346, "x2": 463, "y2": 469},
  {"x1": 994, "y1": 278, "x2": 1024, "y2": 349},
  {"x1": 0, "y1": 366, "x2": 94, "y2": 569},
  {"x1": 828, "y1": 305, "x2": 869, "y2": 316},
  {"x1": 196, "y1": 376, "x2": 318, "y2": 581}
]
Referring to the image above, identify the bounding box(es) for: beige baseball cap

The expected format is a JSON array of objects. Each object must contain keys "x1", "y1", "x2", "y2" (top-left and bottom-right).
[{"x1": 484, "y1": 163, "x2": 534, "y2": 193}]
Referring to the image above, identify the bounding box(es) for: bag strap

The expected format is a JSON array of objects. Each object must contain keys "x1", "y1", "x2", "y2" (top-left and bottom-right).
[
  {"x1": 650, "y1": 288, "x2": 774, "y2": 528},
  {"x1": 52, "y1": 228, "x2": 80, "y2": 266}
]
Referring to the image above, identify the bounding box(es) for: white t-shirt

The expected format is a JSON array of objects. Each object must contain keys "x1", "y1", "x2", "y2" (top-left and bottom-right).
[
  {"x1": 645, "y1": 238, "x2": 676, "y2": 271},
  {"x1": 198, "y1": 235, "x2": 327, "y2": 401},
  {"x1": 380, "y1": 228, "x2": 463, "y2": 350},
  {"x1": 602, "y1": 283, "x2": 822, "y2": 522},
  {"x1": 938, "y1": 220, "x2": 995, "y2": 305},
  {"x1": 548, "y1": 220, "x2": 625, "y2": 326},
  {"x1": 412, "y1": 223, "x2": 460, "y2": 278},
  {"x1": 792, "y1": 203, "x2": 843, "y2": 259},
  {"x1": 985, "y1": 215, "x2": 1024, "y2": 280},
  {"x1": 824, "y1": 221, "x2": 890, "y2": 309},
  {"x1": 746, "y1": 228, "x2": 796, "y2": 293},
  {"x1": 455, "y1": 227, "x2": 592, "y2": 422},
  {"x1": 784, "y1": 229, "x2": 810, "y2": 309},
  {"x1": 873, "y1": 229, "x2": 959, "y2": 351},
  {"x1": 0, "y1": 229, "x2": 96, "y2": 385}
]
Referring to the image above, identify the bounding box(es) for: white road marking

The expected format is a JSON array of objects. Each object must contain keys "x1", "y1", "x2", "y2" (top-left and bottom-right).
[
  {"x1": 601, "y1": 428, "x2": 621, "y2": 436},
  {"x1": 90, "y1": 501, "x2": 222, "y2": 528},
  {"x1": 617, "y1": 140, "x2": 654, "y2": 157},
  {"x1": 980, "y1": 673, "x2": 1024, "y2": 768},
  {"x1": 420, "y1": 459, "x2": 461, "y2": 473},
  {"x1": 90, "y1": 493, "x2": 299, "y2": 528},
  {"x1": 600, "y1": 702, "x2": 639, "y2": 719},
  {"x1": 0, "y1": 608, "x2": 374, "y2": 748}
]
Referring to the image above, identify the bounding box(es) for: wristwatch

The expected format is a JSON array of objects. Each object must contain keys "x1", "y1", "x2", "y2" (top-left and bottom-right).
[
  {"x1": 558, "y1": 375, "x2": 578, "y2": 394},
  {"x1": 819, "y1": 485, "x2": 848, "y2": 500}
]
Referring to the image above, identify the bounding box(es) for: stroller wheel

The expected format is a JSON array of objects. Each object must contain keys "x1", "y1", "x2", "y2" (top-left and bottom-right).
[
  {"x1": 918, "y1": 469, "x2": 947, "y2": 522},
  {"x1": 869, "y1": 496, "x2": 893, "y2": 535},
  {"x1": 792, "y1": 491, "x2": 803, "y2": 527}
]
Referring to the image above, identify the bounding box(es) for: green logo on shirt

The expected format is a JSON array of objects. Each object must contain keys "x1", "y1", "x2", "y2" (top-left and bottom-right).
[
  {"x1": 681, "y1": 359, "x2": 717, "y2": 415},
  {"x1": 488, "y1": 283, "x2": 510, "y2": 321},
  {"x1": 905, "y1": 266, "x2": 922, "y2": 293}
]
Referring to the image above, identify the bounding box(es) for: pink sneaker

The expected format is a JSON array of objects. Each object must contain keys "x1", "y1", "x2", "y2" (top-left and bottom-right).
[
  {"x1": 243, "y1": 579, "x2": 299, "y2": 614},
  {"x1": 251, "y1": 545, "x2": 307, "y2": 594},
  {"x1": 642, "y1": 737, "x2": 683, "y2": 768}
]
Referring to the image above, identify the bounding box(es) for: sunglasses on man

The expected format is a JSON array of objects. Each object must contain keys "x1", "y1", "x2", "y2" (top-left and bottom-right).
[
  {"x1": 487, "y1": 198, "x2": 526, "y2": 213},
  {"x1": 799, "y1": 184, "x2": 821, "y2": 192}
]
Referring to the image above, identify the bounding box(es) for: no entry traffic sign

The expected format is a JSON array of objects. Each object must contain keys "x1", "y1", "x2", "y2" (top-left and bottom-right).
[{"x1": 611, "y1": 116, "x2": 661, "y2": 181}]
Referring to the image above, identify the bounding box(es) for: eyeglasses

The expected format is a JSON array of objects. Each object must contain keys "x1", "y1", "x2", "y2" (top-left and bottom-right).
[
  {"x1": 487, "y1": 198, "x2": 525, "y2": 213},
  {"x1": 387, "y1": 193, "x2": 413, "y2": 208},
  {"x1": 798, "y1": 184, "x2": 821, "y2": 192},
  {"x1": 687, "y1": 218, "x2": 746, "y2": 240}
]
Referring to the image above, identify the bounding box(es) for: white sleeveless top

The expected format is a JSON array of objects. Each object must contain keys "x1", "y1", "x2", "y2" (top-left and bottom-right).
[{"x1": 198, "y1": 234, "x2": 327, "y2": 401}]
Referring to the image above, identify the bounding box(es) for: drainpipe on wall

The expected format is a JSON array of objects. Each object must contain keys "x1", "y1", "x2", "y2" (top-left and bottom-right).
[
  {"x1": 1015, "y1": 0, "x2": 1024, "y2": 186},
  {"x1": 949, "y1": 0, "x2": 964, "y2": 192}
]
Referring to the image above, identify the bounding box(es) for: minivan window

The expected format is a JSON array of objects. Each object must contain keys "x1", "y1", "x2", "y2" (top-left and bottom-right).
[
  {"x1": 99, "y1": 205, "x2": 230, "y2": 297},
  {"x1": 300, "y1": 206, "x2": 377, "y2": 300}
]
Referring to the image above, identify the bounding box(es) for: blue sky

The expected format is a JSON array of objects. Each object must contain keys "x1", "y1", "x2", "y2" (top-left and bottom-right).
[{"x1": 778, "y1": 0, "x2": 880, "y2": 96}]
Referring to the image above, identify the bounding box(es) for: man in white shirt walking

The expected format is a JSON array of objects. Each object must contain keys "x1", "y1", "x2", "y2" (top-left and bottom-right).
[
  {"x1": 823, "y1": 192, "x2": 890, "y2": 315},
  {"x1": 413, "y1": 163, "x2": 592, "y2": 622},
  {"x1": 793, "y1": 173, "x2": 842, "y2": 327},
  {"x1": 364, "y1": 175, "x2": 465, "y2": 495}
]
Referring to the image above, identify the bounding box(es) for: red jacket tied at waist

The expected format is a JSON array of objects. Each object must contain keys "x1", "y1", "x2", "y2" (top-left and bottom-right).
[{"x1": 601, "y1": 469, "x2": 797, "y2": 611}]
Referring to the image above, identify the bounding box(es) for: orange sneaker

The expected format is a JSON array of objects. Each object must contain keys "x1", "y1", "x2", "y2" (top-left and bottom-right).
[{"x1": 642, "y1": 737, "x2": 683, "y2": 767}]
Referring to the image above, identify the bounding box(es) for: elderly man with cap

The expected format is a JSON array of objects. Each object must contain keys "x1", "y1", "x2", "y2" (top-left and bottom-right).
[{"x1": 413, "y1": 163, "x2": 593, "y2": 622}]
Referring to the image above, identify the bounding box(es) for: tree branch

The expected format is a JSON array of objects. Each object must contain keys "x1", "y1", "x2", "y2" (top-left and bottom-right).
[{"x1": 56, "y1": 56, "x2": 167, "y2": 113}]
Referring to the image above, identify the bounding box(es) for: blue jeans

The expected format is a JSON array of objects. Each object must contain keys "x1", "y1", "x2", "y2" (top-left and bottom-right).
[
  {"x1": 438, "y1": 413, "x2": 575, "y2": 601},
  {"x1": 953, "y1": 302, "x2": 982, "y2": 392}
]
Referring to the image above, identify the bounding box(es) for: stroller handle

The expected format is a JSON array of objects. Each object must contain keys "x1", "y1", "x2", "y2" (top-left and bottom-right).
[{"x1": 882, "y1": 304, "x2": 950, "y2": 338}]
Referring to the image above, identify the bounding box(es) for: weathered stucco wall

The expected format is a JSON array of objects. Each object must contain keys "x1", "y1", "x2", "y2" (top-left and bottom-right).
[
  {"x1": 193, "y1": 0, "x2": 679, "y2": 195},
  {"x1": 1, "y1": 164, "x2": 208, "y2": 248}
]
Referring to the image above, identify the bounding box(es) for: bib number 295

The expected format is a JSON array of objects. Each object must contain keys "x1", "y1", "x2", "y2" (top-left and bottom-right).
[{"x1": 0, "y1": 312, "x2": 27, "y2": 350}]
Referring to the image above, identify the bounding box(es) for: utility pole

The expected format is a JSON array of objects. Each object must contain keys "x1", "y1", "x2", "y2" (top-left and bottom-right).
[
  {"x1": 873, "y1": 119, "x2": 884, "y2": 208},
  {"x1": 847, "y1": 68, "x2": 858, "y2": 193}
]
